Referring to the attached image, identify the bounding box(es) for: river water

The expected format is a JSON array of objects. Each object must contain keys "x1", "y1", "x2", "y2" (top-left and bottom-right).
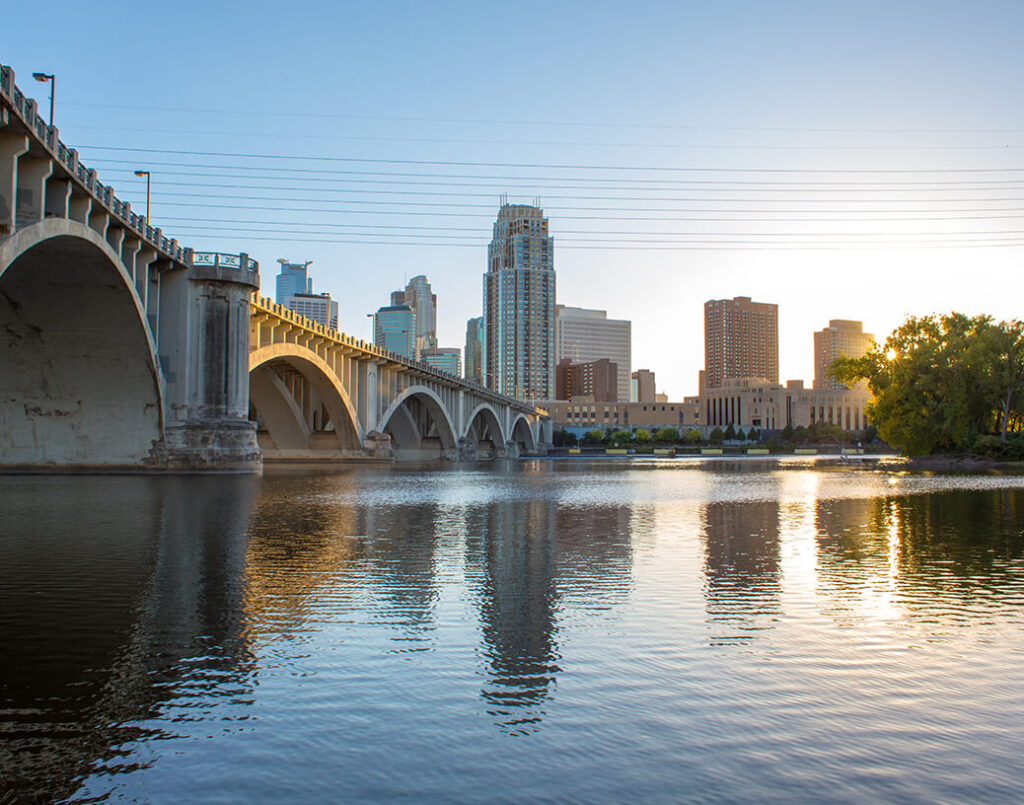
[{"x1": 2, "y1": 459, "x2": 1024, "y2": 803}]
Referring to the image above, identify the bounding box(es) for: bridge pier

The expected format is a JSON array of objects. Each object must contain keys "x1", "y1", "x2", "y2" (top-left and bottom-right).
[{"x1": 149, "y1": 257, "x2": 262, "y2": 472}]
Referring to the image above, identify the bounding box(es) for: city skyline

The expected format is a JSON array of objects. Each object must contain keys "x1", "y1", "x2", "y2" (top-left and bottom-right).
[{"x1": 6, "y1": 2, "x2": 1024, "y2": 396}]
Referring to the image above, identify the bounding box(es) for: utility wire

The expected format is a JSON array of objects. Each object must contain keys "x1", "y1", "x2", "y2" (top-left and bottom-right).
[{"x1": 78, "y1": 144, "x2": 1024, "y2": 175}]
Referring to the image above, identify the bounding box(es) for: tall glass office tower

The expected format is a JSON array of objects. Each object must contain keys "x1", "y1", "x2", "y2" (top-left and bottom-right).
[
  {"x1": 484, "y1": 203, "x2": 555, "y2": 399},
  {"x1": 374, "y1": 304, "x2": 415, "y2": 358},
  {"x1": 275, "y1": 259, "x2": 313, "y2": 303}
]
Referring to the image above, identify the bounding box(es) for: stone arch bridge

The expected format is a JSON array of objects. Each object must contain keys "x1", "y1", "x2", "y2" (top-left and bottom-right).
[{"x1": 0, "y1": 63, "x2": 548, "y2": 472}]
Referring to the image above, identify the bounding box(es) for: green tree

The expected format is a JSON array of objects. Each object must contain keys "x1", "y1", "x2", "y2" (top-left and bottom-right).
[
  {"x1": 654, "y1": 427, "x2": 679, "y2": 443},
  {"x1": 607, "y1": 429, "x2": 631, "y2": 447},
  {"x1": 723, "y1": 423, "x2": 736, "y2": 441},
  {"x1": 686, "y1": 429, "x2": 703, "y2": 443},
  {"x1": 971, "y1": 320, "x2": 1024, "y2": 442},
  {"x1": 735, "y1": 428, "x2": 746, "y2": 441},
  {"x1": 583, "y1": 429, "x2": 606, "y2": 445},
  {"x1": 833, "y1": 313, "x2": 1016, "y2": 455},
  {"x1": 709, "y1": 427, "x2": 725, "y2": 445},
  {"x1": 633, "y1": 428, "x2": 652, "y2": 443},
  {"x1": 552, "y1": 429, "x2": 578, "y2": 447}
]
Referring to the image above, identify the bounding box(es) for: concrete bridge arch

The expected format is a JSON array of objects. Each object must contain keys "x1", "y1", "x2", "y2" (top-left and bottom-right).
[
  {"x1": 249, "y1": 342, "x2": 363, "y2": 458},
  {"x1": 0, "y1": 219, "x2": 164, "y2": 467},
  {"x1": 379, "y1": 384, "x2": 459, "y2": 459},
  {"x1": 462, "y1": 402, "x2": 507, "y2": 459},
  {"x1": 510, "y1": 414, "x2": 539, "y2": 455}
]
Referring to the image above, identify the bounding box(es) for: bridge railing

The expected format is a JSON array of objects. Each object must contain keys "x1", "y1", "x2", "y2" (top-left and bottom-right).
[
  {"x1": 0, "y1": 62, "x2": 188, "y2": 266},
  {"x1": 251, "y1": 295, "x2": 544, "y2": 415},
  {"x1": 192, "y1": 251, "x2": 260, "y2": 280}
]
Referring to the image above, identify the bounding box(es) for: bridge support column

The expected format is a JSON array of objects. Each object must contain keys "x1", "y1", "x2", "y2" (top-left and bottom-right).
[
  {"x1": 505, "y1": 440, "x2": 520, "y2": 459},
  {"x1": 149, "y1": 257, "x2": 262, "y2": 472},
  {"x1": 457, "y1": 436, "x2": 477, "y2": 461},
  {"x1": 0, "y1": 133, "x2": 29, "y2": 235}
]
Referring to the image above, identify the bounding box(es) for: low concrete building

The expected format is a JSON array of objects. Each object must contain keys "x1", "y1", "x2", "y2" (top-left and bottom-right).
[
  {"x1": 541, "y1": 397, "x2": 700, "y2": 434},
  {"x1": 701, "y1": 378, "x2": 871, "y2": 432}
]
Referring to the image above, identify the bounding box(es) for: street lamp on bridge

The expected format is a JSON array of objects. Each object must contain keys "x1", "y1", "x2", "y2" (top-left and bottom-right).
[
  {"x1": 31, "y1": 72, "x2": 55, "y2": 126},
  {"x1": 134, "y1": 170, "x2": 151, "y2": 222}
]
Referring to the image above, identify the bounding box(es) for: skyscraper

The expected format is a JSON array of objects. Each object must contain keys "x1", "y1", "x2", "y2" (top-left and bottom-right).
[
  {"x1": 421, "y1": 347, "x2": 462, "y2": 375},
  {"x1": 391, "y1": 275, "x2": 437, "y2": 357},
  {"x1": 555, "y1": 305, "x2": 631, "y2": 402},
  {"x1": 275, "y1": 259, "x2": 313, "y2": 303},
  {"x1": 464, "y1": 316, "x2": 484, "y2": 384},
  {"x1": 814, "y1": 320, "x2": 873, "y2": 389},
  {"x1": 374, "y1": 304, "x2": 415, "y2": 358},
  {"x1": 275, "y1": 258, "x2": 339, "y2": 330},
  {"x1": 484, "y1": 203, "x2": 556, "y2": 399},
  {"x1": 287, "y1": 293, "x2": 339, "y2": 330},
  {"x1": 704, "y1": 296, "x2": 779, "y2": 389}
]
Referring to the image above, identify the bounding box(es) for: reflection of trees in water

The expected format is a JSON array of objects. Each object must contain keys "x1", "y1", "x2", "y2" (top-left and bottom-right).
[
  {"x1": 465, "y1": 496, "x2": 634, "y2": 734},
  {"x1": 702, "y1": 500, "x2": 782, "y2": 645},
  {"x1": 815, "y1": 489, "x2": 1024, "y2": 621},
  {"x1": 0, "y1": 476, "x2": 258, "y2": 803},
  {"x1": 889, "y1": 489, "x2": 1024, "y2": 583}
]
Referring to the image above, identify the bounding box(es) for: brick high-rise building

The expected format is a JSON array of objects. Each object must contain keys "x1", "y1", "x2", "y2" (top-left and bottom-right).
[
  {"x1": 814, "y1": 320, "x2": 873, "y2": 390},
  {"x1": 631, "y1": 369, "x2": 656, "y2": 403},
  {"x1": 556, "y1": 358, "x2": 618, "y2": 402},
  {"x1": 484, "y1": 203, "x2": 555, "y2": 399},
  {"x1": 704, "y1": 296, "x2": 778, "y2": 389}
]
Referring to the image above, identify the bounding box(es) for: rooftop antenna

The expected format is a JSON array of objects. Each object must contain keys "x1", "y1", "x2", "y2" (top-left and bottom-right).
[{"x1": 500, "y1": 192, "x2": 508, "y2": 207}]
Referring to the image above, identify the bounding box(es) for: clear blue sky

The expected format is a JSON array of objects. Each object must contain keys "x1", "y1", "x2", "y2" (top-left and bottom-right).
[{"x1": 5, "y1": 0, "x2": 1024, "y2": 396}]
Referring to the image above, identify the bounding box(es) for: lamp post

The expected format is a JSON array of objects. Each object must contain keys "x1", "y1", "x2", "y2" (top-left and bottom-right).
[
  {"x1": 32, "y1": 72, "x2": 55, "y2": 125},
  {"x1": 134, "y1": 170, "x2": 151, "y2": 222}
]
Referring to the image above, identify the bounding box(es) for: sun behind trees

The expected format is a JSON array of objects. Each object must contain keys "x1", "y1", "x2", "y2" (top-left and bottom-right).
[{"x1": 832, "y1": 314, "x2": 1024, "y2": 457}]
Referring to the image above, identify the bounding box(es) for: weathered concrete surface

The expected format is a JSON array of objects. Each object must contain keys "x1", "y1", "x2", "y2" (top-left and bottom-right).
[{"x1": 0, "y1": 220, "x2": 163, "y2": 468}]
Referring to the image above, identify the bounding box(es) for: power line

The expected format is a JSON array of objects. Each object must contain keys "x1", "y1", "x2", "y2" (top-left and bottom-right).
[
  {"x1": 134, "y1": 190, "x2": 1024, "y2": 221},
  {"x1": 85, "y1": 157, "x2": 1024, "y2": 190},
  {"x1": 59, "y1": 100, "x2": 1024, "y2": 135},
  {"x1": 172, "y1": 232, "x2": 1024, "y2": 251},
  {"x1": 78, "y1": 144, "x2": 1024, "y2": 175},
  {"x1": 120, "y1": 198, "x2": 1024, "y2": 226},
  {"x1": 105, "y1": 177, "x2": 1024, "y2": 209},
  {"x1": 64, "y1": 124, "x2": 1024, "y2": 152}
]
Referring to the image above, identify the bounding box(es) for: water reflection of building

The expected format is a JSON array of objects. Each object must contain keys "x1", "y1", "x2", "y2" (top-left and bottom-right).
[
  {"x1": 702, "y1": 499, "x2": 782, "y2": 644},
  {"x1": 0, "y1": 476, "x2": 258, "y2": 802},
  {"x1": 463, "y1": 484, "x2": 634, "y2": 734}
]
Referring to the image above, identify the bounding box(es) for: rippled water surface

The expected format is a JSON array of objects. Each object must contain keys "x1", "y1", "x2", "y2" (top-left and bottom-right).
[{"x1": 3, "y1": 460, "x2": 1024, "y2": 803}]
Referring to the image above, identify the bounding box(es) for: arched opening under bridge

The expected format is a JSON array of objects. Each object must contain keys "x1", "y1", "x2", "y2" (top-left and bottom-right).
[
  {"x1": 379, "y1": 386, "x2": 458, "y2": 460},
  {"x1": 0, "y1": 221, "x2": 163, "y2": 468},
  {"x1": 248, "y1": 343, "x2": 363, "y2": 460}
]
